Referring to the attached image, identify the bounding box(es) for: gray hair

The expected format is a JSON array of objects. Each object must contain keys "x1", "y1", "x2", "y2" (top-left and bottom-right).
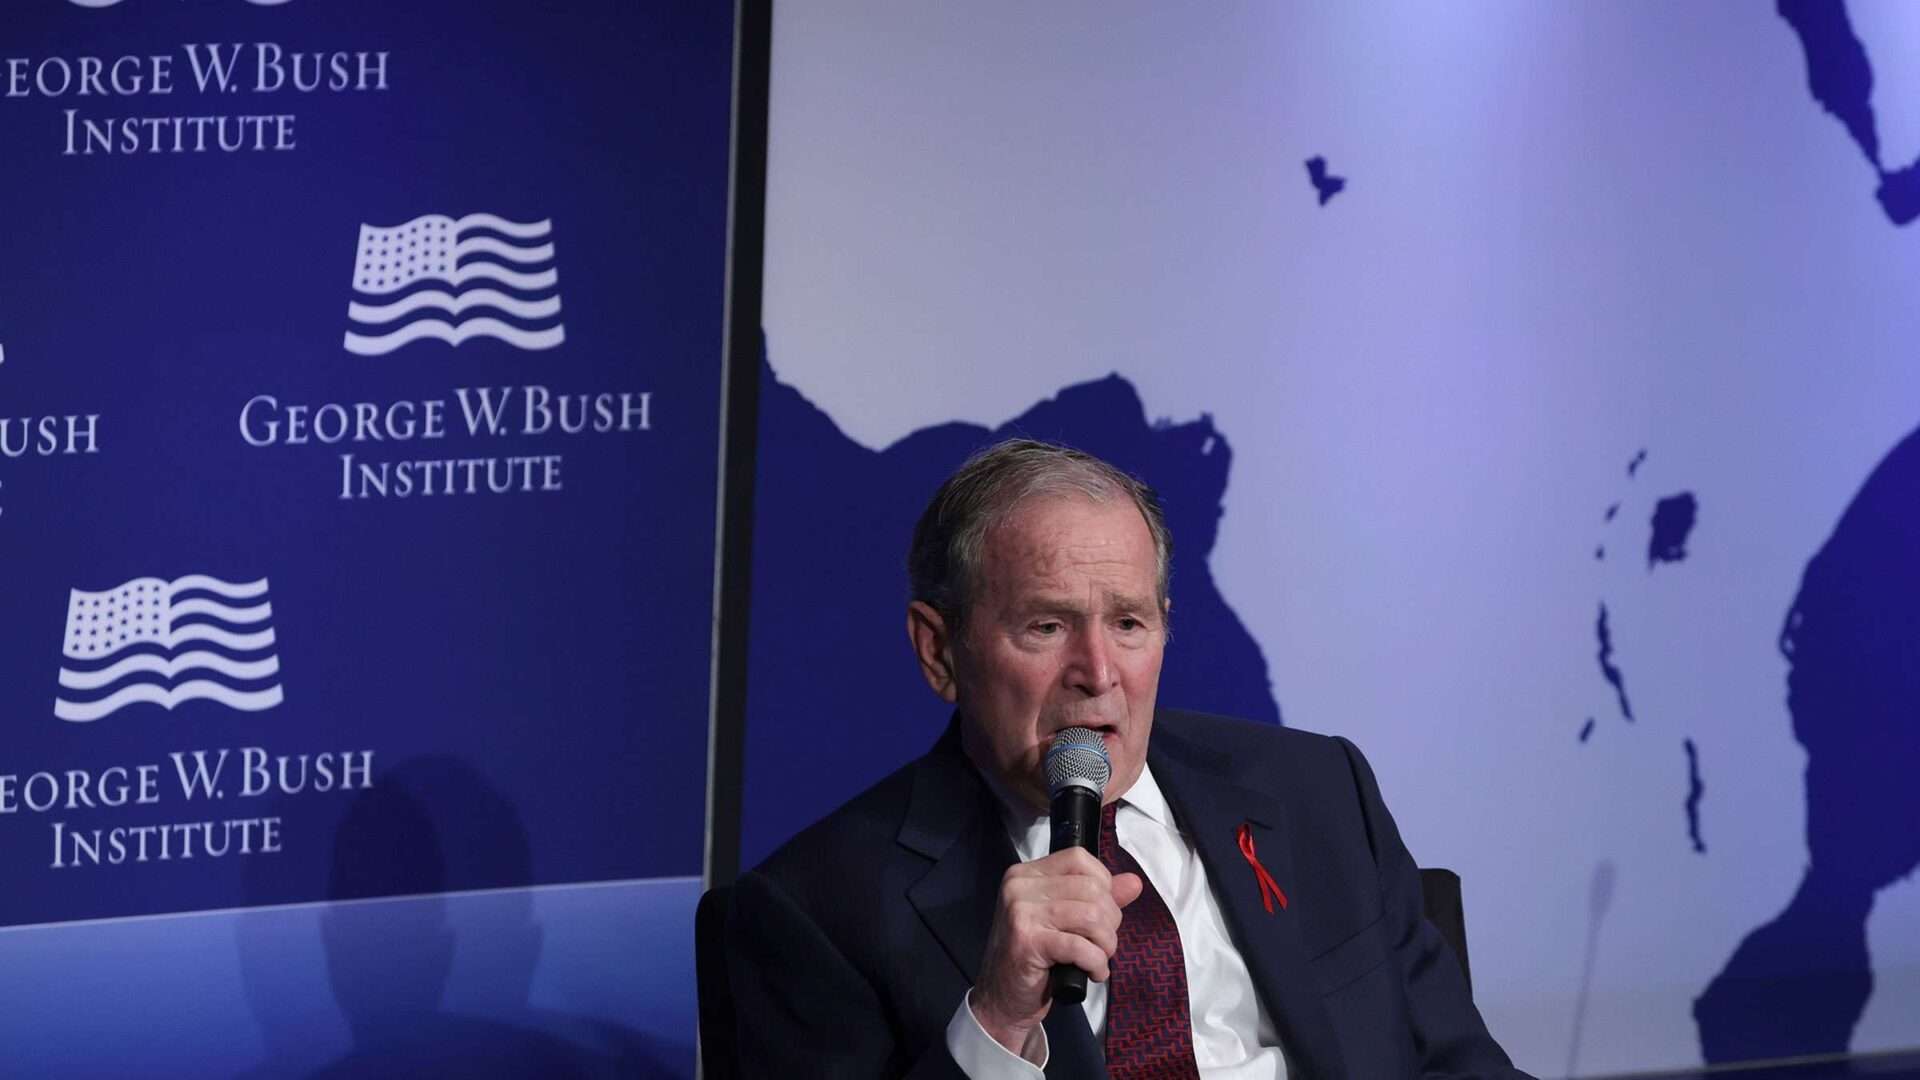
[{"x1": 908, "y1": 438, "x2": 1172, "y2": 624}]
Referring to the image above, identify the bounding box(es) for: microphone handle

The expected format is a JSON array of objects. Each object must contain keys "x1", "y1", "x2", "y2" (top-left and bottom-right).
[{"x1": 1047, "y1": 785, "x2": 1102, "y2": 1004}]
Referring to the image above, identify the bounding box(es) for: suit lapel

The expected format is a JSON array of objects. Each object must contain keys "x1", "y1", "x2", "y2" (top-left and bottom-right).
[
  {"x1": 1150, "y1": 725, "x2": 1348, "y2": 1079},
  {"x1": 898, "y1": 724, "x2": 1109, "y2": 1077},
  {"x1": 900, "y1": 727, "x2": 1007, "y2": 987}
]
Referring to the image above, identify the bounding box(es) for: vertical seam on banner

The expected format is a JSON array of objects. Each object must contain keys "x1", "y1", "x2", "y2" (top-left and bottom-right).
[{"x1": 704, "y1": 0, "x2": 773, "y2": 897}]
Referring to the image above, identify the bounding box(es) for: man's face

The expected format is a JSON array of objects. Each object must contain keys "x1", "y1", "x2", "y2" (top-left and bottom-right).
[{"x1": 911, "y1": 495, "x2": 1167, "y2": 810}]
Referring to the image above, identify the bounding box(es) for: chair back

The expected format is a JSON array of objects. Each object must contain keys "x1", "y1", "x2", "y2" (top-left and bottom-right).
[
  {"x1": 695, "y1": 884, "x2": 738, "y2": 1080},
  {"x1": 1419, "y1": 867, "x2": 1472, "y2": 994}
]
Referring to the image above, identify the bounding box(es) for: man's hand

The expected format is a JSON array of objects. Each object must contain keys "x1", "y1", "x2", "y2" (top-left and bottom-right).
[{"x1": 969, "y1": 848, "x2": 1146, "y2": 1060}]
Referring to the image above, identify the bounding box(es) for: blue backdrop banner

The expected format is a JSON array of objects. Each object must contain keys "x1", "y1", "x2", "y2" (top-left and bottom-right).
[{"x1": 1, "y1": 0, "x2": 732, "y2": 1073}]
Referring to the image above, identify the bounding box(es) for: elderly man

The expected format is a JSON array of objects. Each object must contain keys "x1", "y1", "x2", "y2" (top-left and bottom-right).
[{"x1": 727, "y1": 439, "x2": 1529, "y2": 1078}]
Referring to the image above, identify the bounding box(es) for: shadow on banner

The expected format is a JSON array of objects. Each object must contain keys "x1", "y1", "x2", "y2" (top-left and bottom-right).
[{"x1": 235, "y1": 757, "x2": 680, "y2": 1079}]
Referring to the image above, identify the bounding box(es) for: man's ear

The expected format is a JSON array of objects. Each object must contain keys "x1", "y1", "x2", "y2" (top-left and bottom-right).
[{"x1": 906, "y1": 601, "x2": 959, "y2": 703}]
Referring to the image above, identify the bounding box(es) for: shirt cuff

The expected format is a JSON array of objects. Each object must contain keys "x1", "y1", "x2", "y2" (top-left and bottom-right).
[{"x1": 945, "y1": 988, "x2": 1049, "y2": 1077}]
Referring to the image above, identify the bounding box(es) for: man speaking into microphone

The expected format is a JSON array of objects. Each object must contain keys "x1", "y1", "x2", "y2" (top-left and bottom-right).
[{"x1": 725, "y1": 440, "x2": 1531, "y2": 1077}]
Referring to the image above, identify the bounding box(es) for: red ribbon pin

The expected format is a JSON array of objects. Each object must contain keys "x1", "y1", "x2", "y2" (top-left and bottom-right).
[{"x1": 1236, "y1": 822, "x2": 1288, "y2": 913}]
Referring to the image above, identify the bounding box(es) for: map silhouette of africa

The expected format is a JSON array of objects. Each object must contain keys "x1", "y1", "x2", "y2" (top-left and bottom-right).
[
  {"x1": 1690, "y1": 3, "x2": 1920, "y2": 1059},
  {"x1": 1695, "y1": 423, "x2": 1920, "y2": 1059},
  {"x1": 738, "y1": 348, "x2": 1281, "y2": 869}
]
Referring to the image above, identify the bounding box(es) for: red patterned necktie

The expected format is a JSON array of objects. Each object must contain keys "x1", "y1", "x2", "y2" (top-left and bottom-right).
[{"x1": 1099, "y1": 800, "x2": 1201, "y2": 1079}]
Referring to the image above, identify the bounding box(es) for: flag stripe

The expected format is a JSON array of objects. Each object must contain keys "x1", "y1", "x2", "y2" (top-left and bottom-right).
[
  {"x1": 348, "y1": 289, "x2": 562, "y2": 324},
  {"x1": 350, "y1": 263, "x2": 558, "y2": 297},
  {"x1": 58, "y1": 652, "x2": 280, "y2": 691},
  {"x1": 450, "y1": 237, "x2": 554, "y2": 264},
  {"x1": 344, "y1": 320, "x2": 566, "y2": 357},
  {"x1": 55, "y1": 682, "x2": 284, "y2": 723},
  {"x1": 167, "y1": 598, "x2": 272, "y2": 624}
]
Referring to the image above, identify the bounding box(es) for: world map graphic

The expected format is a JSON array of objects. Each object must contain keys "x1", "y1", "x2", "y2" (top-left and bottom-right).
[{"x1": 747, "y1": 1, "x2": 1920, "y2": 1070}]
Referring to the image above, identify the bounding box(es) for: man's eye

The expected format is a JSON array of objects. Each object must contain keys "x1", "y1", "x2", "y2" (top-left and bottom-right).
[
  {"x1": 1031, "y1": 621, "x2": 1063, "y2": 636},
  {"x1": 1116, "y1": 616, "x2": 1142, "y2": 631}
]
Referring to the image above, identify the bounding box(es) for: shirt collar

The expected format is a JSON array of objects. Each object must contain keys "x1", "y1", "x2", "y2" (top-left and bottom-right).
[
  {"x1": 1119, "y1": 761, "x2": 1171, "y2": 829},
  {"x1": 977, "y1": 755, "x2": 1174, "y2": 860}
]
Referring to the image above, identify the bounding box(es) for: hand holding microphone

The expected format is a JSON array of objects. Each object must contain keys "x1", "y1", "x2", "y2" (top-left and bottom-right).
[
  {"x1": 1044, "y1": 727, "x2": 1112, "y2": 1004},
  {"x1": 969, "y1": 728, "x2": 1144, "y2": 1059}
]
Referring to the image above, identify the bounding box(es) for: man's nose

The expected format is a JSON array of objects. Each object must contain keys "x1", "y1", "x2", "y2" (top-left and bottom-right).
[{"x1": 1064, "y1": 627, "x2": 1117, "y2": 696}]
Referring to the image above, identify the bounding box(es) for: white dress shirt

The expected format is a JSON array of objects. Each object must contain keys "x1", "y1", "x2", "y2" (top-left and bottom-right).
[{"x1": 945, "y1": 763, "x2": 1289, "y2": 1077}]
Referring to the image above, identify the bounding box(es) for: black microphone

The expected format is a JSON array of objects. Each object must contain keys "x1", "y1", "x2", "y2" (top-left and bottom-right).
[{"x1": 1044, "y1": 726, "x2": 1111, "y2": 1004}]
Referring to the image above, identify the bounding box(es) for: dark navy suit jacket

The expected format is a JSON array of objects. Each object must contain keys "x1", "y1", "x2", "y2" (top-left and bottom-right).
[{"x1": 726, "y1": 711, "x2": 1532, "y2": 1078}]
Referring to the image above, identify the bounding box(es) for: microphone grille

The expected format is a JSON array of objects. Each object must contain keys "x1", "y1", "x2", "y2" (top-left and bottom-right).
[{"x1": 1045, "y1": 727, "x2": 1111, "y2": 797}]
